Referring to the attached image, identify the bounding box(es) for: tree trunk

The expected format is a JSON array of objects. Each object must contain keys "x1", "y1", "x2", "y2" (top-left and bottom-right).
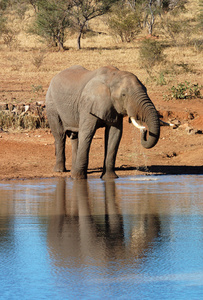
[
  {"x1": 57, "y1": 31, "x2": 64, "y2": 51},
  {"x1": 77, "y1": 31, "x2": 82, "y2": 50},
  {"x1": 147, "y1": 20, "x2": 154, "y2": 35},
  {"x1": 147, "y1": 0, "x2": 155, "y2": 36}
]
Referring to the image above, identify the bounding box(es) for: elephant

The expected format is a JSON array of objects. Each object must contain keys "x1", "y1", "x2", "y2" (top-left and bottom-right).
[{"x1": 46, "y1": 65, "x2": 161, "y2": 179}]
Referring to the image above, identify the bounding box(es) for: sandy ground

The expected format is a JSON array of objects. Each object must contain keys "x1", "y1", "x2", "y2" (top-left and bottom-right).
[{"x1": 0, "y1": 96, "x2": 202, "y2": 181}]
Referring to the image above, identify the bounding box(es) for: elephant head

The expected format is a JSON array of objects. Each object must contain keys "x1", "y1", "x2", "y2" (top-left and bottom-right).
[{"x1": 89, "y1": 67, "x2": 160, "y2": 149}]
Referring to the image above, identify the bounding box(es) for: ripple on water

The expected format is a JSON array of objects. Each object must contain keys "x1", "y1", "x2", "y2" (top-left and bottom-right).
[{"x1": 0, "y1": 175, "x2": 203, "y2": 299}]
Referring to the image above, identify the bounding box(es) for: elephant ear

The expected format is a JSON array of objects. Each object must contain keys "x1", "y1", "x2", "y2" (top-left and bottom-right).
[{"x1": 86, "y1": 80, "x2": 118, "y2": 124}]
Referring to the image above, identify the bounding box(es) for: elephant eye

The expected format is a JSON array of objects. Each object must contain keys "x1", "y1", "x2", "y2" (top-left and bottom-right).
[{"x1": 122, "y1": 93, "x2": 126, "y2": 97}]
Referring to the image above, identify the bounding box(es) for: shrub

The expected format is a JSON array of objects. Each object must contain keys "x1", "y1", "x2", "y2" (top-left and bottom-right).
[
  {"x1": 2, "y1": 29, "x2": 18, "y2": 49},
  {"x1": 156, "y1": 72, "x2": 167, "y2": 85},
  {"x1": 108, "y1": 6, "x2": 141, "y2": 42},
  {"x1": 193, "y1": 38, "x2": 203, "y2": 52},
  {"x1": 164, "y1": 81, "x2": 202, "y2": 100},
  {"x1": 139, "y1": 39, "x2": 165, "y2": 72},
  {"x1": 0, "y1": 107, "x2": 49, "y2": 130},
  {"x1": 32, "y1": 51, "x2": 46, "y2": 69}
]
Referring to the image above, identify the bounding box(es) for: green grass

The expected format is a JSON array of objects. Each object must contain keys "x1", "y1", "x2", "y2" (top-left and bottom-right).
[{"x1": 163, "y1": 81, "x2": 202, "y2": 100}]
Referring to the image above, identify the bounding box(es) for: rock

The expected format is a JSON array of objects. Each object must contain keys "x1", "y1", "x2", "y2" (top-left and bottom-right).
[
  {"x1": 179, "y1": 123, "x2": 189, "y2": 129},
  {"x1": 36, "y1": 101, "x2": 45, "y2": 107},
  {"x1": 170, "y1": 119, "x2": 181, "y2": 126},
  {"x1": 188, "y1": 113, "x2": 195, "y2": 120},
  {"x1": 194, "y1": 129, "x2": 203, "y2": 135},
  {"x1": 179, "y1": 123, "x2": 193, "y2": 133}
]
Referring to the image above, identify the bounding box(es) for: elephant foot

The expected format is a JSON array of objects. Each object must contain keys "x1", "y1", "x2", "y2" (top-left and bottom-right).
[
  {"x1": 54, "y1": 164, "x2": 66, "y2": 172},
  {"x1": 101, "y1": 171, "x2": 119, "y2": 180},
  {"x1": 71, "y1": 169, "x2": 87, "y2": 180}
]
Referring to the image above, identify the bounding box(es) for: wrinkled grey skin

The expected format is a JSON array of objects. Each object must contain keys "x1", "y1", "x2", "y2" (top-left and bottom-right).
[{"x1": 46, "y1": 65, "x2": 160, "y2": 179}]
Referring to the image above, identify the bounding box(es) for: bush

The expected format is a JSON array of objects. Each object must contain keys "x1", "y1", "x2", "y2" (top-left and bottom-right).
[
  {"x1": 29, "y1": 0, "x2": 70, "y2": 51},
  {"x1": 2, "y1": 29, "x2": 18, "y2": 48},
  {"x1": 193, "y1": 38, "x2": 203, "y2": 52},
  {"x1": 108, "y1": 6, "x2": 141, "y2": 42},
  {"x1": 160, "y1": 17, "x2": 194, "y2": 46},
  {"x1": 139, "y1": 39, "x2": 165, "y2": 71},
  {"x1": 32, "y1": 51, "x2": 46, "y2": 69},
  {"x1": 164, "y1": 81, "x2": 202, "y2": 100},
  {"x1": 0, "y1": 107, "x2": 49, "y2": 130}
]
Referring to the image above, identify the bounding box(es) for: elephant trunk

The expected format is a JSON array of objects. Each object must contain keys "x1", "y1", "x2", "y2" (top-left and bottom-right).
[
  {"x1": 140, "y1": 107, "x2": 160, "y2": 149},
  {"x1": 127, "y1": 90, "x2": 160, "y2": 149}
]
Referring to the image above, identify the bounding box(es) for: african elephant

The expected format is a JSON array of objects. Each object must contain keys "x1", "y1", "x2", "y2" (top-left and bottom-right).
[{"x1": 46, "y1": 65, "x2": 160, "y2": 179}]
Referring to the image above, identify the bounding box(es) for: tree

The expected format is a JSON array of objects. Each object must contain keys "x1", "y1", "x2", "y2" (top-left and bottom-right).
[
  {"x1": 143, "y1": 0, "x2": 187, "y2": 35},
  {"x1": 31, "y1": 0, "x2": 73, "y2": 50},
  {"x1": 0, "y1": 0, "x2": 19, "y2": 48},
  {"x1": 69, "y1": 0, "x2": 120, "y2": 50},
  {"x1": 29, "y1": 0, "x2": 119, "y2": 50},
  {"x1": 0, "y1": 0, "x2": 9, "y2": 36},
  {"x1": 28, "y1": 0, "x2": 40, "y2": 12},
  {"x1": 114, "y1": 0, "x2": 161, "y2": 36},
  {"x1": 0, "y1": 13, "x2": 7, "y2": 36},
  {"x1": 108, "y1": 4, "x2": 142, "y2": 42},
  {"x1": 124, "y1": 0, "x2": 187, "y2": 36},
  {"x1": 144, "y1": 0, "x2": 158, "y2": 35},
  {"x1": 197, "y1": 0, "x2": 203, "y2": 31}
]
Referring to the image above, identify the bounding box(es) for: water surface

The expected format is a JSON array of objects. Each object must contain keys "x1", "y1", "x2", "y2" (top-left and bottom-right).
[{"x1": 0, "y1": 175, "x2": 203, "y2": 299}]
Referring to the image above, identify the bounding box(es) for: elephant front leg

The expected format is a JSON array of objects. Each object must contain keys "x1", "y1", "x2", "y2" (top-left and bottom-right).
[
  {"x1": 101, "y1": 121, "x2": 123, "y2": 180},
  {"x1": 71, "y1": 138, "x2": 92, "y2": 179}
]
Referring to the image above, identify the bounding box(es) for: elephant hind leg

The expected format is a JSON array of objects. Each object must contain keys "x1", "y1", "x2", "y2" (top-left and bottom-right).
[
  {"x1": 54, "y1": 133, "x2": 67, "y2": 172},
  {"x1": 71, "y1": 118, "x2": 97, "y2": 179},
  {"x1": 70, "y1": 134, "x2": 78, "y2": 173},
  {"x1": 47, "y1": 110, "x2": 67, "y2": 172}
]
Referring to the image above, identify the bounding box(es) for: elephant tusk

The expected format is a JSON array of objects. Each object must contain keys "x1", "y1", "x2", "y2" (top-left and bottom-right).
[
  {"x1": 159, "y1": 119, "x2": 177, "y2": 128},
  {"x1": 130, "y1": 117, "x2": 146, "y2": 130}
]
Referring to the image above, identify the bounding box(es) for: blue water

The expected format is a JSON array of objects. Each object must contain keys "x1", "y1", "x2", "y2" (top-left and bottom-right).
[{"x1": 0, "y1": 175, "x2": 203, "y2": 300}]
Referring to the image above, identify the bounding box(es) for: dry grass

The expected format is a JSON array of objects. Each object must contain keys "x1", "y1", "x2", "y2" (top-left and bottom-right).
[{"x1": 0, "y1": 0, "x2": 202, "y2": 106}]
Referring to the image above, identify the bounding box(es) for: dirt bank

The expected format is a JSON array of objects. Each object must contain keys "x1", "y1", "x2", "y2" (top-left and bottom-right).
[{"x1": 0, "y1": 97, "x2": 202, "y2": 181}]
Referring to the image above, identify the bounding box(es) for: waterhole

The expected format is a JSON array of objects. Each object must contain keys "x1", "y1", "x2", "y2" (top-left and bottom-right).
[{"x1": 0, "y1": 175, "x2": 203, "y2": 299}]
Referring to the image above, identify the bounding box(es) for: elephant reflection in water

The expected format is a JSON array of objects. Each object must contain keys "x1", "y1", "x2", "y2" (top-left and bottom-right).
[{"x1": 47, "y1": 179, "x2": 162, "y2": 266}]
